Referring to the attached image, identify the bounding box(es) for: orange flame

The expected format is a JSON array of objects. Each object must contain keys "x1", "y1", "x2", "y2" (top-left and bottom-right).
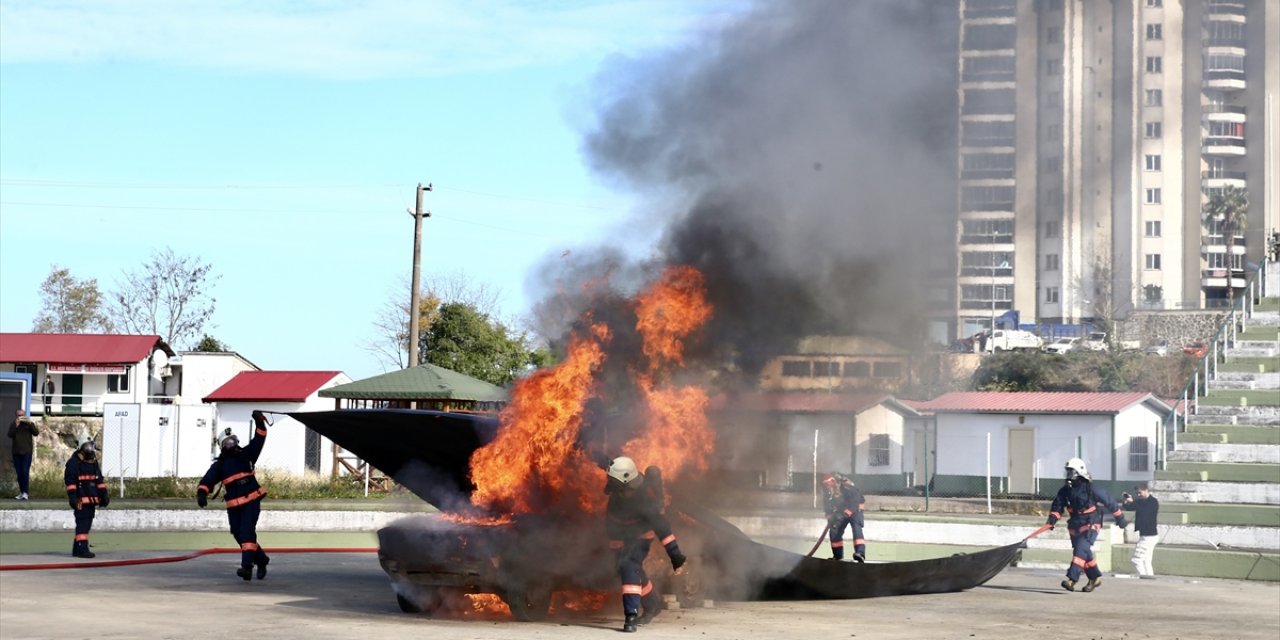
[
  {"x1": 634, "y1": 265, "x2": 712, "y2": 373},
  {"x1": 469, "y1": 322, "x2": 611, "y2": 514}
]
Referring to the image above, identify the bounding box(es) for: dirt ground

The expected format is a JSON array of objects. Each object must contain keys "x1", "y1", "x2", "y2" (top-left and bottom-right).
[{"x1": 1, "y1": 550, "x2": 1276, "y2": 640}]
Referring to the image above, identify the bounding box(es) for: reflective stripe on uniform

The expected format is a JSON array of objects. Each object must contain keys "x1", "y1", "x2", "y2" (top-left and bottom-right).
[
  {"x1": 640, "y1": 531, "x2": 656, "y2": 540},
  {"x1": 1078, "y1": 506, "x2": 1096, "y2": 514},
  {"x1": 66, "y1": 484, "x2": 77, "y2": 491},
  {"x1": 661, "y1": 534, "x2": 676, "y2": 546},
  {"x1": 622, "y1": 584, "x2": 644, "y2": 595},
  {"x1": 75, "y1": 534, "x2": 89, "y2": 542},
  {"x1": 831, "y1": 540, "x2": 844, "y2": 548},
  {"x1": 256, "y1": 428, "x2": 267, "y2": 437},
  {"x1": 225, "y1": 487, "x2": 267, "y2": 508},
  {"x1": 223, "y1": 471, "x2": 254, "y2": 484},
  {"x1": 854, "y1": 538, "x2": 865, "y2": 545},
  {"x1": 78, "y1": 474, "x2": 97, "y2": 481},
  {"x1": 240, "y1": 542, "x2": 260, "y2": 551},
  {"x1": 1072, "y1": 556, "x2": 1087, "y2": 567},
  {"x1": 197, "y1": 484, "x2": 210, "y2": 493}
]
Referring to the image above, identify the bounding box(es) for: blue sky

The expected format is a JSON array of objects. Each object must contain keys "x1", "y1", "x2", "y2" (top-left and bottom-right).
[{"x1": 0, "y1": 0, "x2": 736, "y2": 380}]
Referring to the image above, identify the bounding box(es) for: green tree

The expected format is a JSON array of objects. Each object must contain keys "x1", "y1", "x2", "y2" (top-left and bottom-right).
[
  {"x1": 32, "y1": 265, "x2": 113, "y2": 333},
  {"x1": 425, "y1": 302, "x2": 547, "y2": 386},
  {"x1": 193, "y1": 334, "x2": 230, "y2": 352},
  {"x1": 1204, "y1": 185, "x2": 1249, "y2": 308},
  {"x1": 109, "y1": 248, "x2": 220, "y2": 348},
  {"x1": 971, "y1": 352, "x2": 1050, "y2": 391}
]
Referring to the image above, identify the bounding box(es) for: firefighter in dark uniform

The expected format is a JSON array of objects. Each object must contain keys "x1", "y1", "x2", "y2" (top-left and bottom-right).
[
  {"x1": 198, "y1": 410, "x2": 270, "y2": 581},
  {"x1": 1046, "y1": 457, "x2": 1127, "y2": 592},
  {"x1": 605, "y1": 456, "x2": 687, "y2": 633},
  {"x1": 65, "y1": 432, "x2": 109, "y2": 558},
  {"x1": 822, "y1": 472, "x2": 866, "y2": 562}
]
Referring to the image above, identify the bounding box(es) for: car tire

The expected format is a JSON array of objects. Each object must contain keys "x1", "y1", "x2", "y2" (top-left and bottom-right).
[
  {"x1": 397, "y1": 593, "x2": 423, "y2": 614},
  {"x1": 501, "y1": 583, "x2": 552, "y2": 622}
]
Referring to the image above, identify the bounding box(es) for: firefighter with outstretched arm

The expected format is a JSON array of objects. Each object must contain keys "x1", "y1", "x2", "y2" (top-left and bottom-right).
[
  {"x1": 197, "y1": 410, "x2": 271, "y2": 581},
  {"x1": 604, "y1": 456, "x2": 687, "y2": 633},
  {"x1": 1046, "y1": 457, "x2": 1127, "y2": 592}
]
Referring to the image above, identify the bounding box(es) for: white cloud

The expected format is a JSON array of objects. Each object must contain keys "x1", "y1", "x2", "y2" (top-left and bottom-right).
[{"x1": 0, "y1": 0, "x2": 734, "y2": 79}]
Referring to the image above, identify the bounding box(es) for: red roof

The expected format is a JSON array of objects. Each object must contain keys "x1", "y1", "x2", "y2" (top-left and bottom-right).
[
  {"x1": 911, "y1": 391, "x2": 1170, "y2": 415},
  {"x1": 0, "y1": 333, "x2": 171, "y2": 364},
  {"x1": 710, "y1": 391, "x2": 918, "y2": 416},
  {"x1": 203, "y1": 371, "x2": 344, "y2": 403}
]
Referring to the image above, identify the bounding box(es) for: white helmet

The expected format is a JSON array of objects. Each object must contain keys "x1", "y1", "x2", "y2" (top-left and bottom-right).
[
  {"x1": 607, "y1": 456, "x2": 642, "y2": 487},
  {"x1": 218, "y1": 428, "x2": 239, "y2": 450},
  {"x1": 1064, "y1": 457, "x2": 1089, "y2": 481},
  {"x1": 76, "y1": 432, "x2": 95, "y2": 450}
]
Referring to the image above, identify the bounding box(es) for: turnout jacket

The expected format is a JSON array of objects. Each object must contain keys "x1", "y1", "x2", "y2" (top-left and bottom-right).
[
  {"x1": 606, "y1": 478, "x2": 682, "y2": 560},
  {"x1": 198, "y1": 422, "x2": 268, "y2": 509},
  {"x1": 1047, "y1": 480, "x2": 1126, "y2": 534},
  {"x1": 824, "y1": 481, "x2": 865, "y2": 524},
  {"x1": 65, "y1": 451, "x2": 107, "y2": 507}
]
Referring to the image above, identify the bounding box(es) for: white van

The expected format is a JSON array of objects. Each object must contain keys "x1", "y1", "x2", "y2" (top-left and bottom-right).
[{"x1": 984, "y1": 329, "x2": 1043, "y2": 352}]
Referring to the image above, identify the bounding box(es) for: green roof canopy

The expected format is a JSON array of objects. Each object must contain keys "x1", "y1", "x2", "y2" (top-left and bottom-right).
[{"x1": 319, "y1": 363, "x2": 508, "y2": 402}]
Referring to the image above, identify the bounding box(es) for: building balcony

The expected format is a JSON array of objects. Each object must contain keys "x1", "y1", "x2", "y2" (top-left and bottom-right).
[
  {"x1": 1203, "y1": 104, "x2": 1247, "y2": 123},
  {"x1": 1202, "y1": 137, "x2": 1246, "y2": 156},
  {"x1": 1205, "y1": 2, "x2": 1247, "y2": 18},
  {"x1": 1201, "y1": 236, "x2": 1247, "y2": 250},
  {"x1": 960, "y1": 169, "x2": 1014, "y2": 181},
  {"x1": 1202, "y1": 171, "x2": 1247, "y2": 189},
  {"x1": 1201, "y1": 271, "x2": 1248, "y2": 289},
  {"x1": 1204, "y1": 70, "x2": 1246, "y2": 91},
  {"x1": 959, "y1": 232, "x2": 1013, "y2": 245}
]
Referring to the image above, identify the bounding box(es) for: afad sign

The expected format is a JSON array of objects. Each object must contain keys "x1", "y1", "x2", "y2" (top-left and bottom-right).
[{"x1": 49, "y1": 364, "x2": 127, "y2": 374}]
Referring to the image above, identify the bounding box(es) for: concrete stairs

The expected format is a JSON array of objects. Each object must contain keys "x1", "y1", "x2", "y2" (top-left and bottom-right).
[{"x1": 1153, "y1": 295, "x2": 1280, "y2": 562}]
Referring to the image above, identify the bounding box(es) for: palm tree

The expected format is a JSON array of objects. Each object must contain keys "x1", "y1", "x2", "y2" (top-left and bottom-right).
[{"x1": 1203, "y1": 185, "x2": 1249, "y2": 308}]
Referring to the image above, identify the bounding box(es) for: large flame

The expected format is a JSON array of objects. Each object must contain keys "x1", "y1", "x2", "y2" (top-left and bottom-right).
[{"x1": 468, "y1": 265, "x2": 714, "y2": 517}]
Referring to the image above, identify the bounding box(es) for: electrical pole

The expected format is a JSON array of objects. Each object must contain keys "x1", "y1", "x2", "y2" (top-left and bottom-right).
[{"x1": 408, "y1": 183, "x2": 432, "y2": 369}]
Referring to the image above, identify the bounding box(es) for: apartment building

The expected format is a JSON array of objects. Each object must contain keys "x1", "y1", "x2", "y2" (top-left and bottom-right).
[{"x1": 951, "y1": 0, "x2": 1278, "y2": 340}]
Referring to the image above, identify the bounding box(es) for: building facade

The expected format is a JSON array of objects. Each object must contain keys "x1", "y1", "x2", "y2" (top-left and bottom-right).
[{"x1": 952, "y1": 0, "x2": 1278, "y2": 338}]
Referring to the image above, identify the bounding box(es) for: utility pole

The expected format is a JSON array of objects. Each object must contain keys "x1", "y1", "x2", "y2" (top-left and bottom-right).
[{"x1": 408, "y1": 183, "x2": 432, "y2": 369}]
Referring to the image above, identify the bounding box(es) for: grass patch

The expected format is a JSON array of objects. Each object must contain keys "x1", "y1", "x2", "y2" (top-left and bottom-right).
[
  {"x1": 1220, "y1": 357, "x2": 1279, "y2": 373},
  {"x1": 1200, "y1": 389, "x2": 1280, "y2": 407}
]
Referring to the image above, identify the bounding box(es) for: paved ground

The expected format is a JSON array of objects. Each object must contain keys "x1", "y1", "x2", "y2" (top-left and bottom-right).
[{"x1": 2, "y1": 550, "x2": 1277, "y2": 640}]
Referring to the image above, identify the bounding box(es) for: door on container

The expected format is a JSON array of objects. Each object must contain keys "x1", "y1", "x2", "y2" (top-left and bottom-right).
[
  {"x1": 61, "y1": 375, "x2": 83, "y2": 413},
  {"x1": 1007, "y1": 428, "x2": 1035, "y2": 495},
  {"x1": 912, "y1": 430, "x2": 936, "y2": 491}
]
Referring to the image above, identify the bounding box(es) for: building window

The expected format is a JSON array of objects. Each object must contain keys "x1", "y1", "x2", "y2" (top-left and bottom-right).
[
  {"x1": 1046, "y1": 286, "x2": 1060, "y2": 303},
  {"x1": 107, "y1": 370, "x2": 130, "y2": 393},
  {"x1": 1047, "y1": 27, "x2": 1061, "y2": 44},
  {"x1": 843, "y1": 361, "x2": 870, "y2": 377},
  {"x1": 812, "y1": 361, "x2": 837, "y2": 376},
  {"x1": 1046, "y1": 59, "x2": 1061, "y2": 76},
  {"x1": 1129, "y1": 436, "x2": 1150, "y2": 471},
  {"x1": 1044, "y1": 221, "x2": 1060, "y2": 238},
  {"x1": 1041, "y1": 156, "x2": 1062, "y2": 173},
  {"x1": 1146, "y1": 24, "x2": 1162, "y2": 40},
  {"x1": 1145, "y1": 220, "x2": 1162, "y2": 237},
  {"x1": 1146, "y1": 0, "x2": 1161, "y2": 6},
  {"x1": 961, "y1": 186, "x2": 1015, "y2": 211},
  {"x1": 782, "y1": 360, "x2": 811, "y2": 377},
  {"x1": 1144, "y1": 284, "x2": 1163, "y2": 303},
  {"x1": 1145, "y1": 154, "x2": 1161, "y2": 171},
  {"x1": 1145, "y1": 56, "x2": 1162, "y2": 74},
  {"x1": 872, "y1": 361, "x2": 902, "y2": 379},
  {"x1": 1145, "y1": 253, "x2": 1162, "y2": 270},
  {"x1": 1145, "y1": 188, "x2": 1162, "y2": 204},
  {"x1": 869, "y1": 434, "x2": 891, "y2": 467},
  {"x1": 1145, "y1": 122, "x2": 1162, "y2": 138},
  {"x1": 1045, "y1": 254, "x2": 1060, "y2": 271},
  {"x1": 1145, "y1": 89, "x2": 1162, "y2": 106},
  {"x1": 962, "y1": 120, "x2": 1015, "y2": 146}
]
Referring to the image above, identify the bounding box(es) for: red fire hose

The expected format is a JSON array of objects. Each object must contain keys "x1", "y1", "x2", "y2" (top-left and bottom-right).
[
  {"x1": 0, "y1": 547, "x2": 377, "y2": 572},
  {"x1": 1023, "y1": 523, "x2": 1053, "y2": 541}
]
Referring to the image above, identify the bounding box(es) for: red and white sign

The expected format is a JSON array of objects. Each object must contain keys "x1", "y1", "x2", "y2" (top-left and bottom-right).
[{"x1": 48, "y1": 364, "x2": 127, "y2": 374}]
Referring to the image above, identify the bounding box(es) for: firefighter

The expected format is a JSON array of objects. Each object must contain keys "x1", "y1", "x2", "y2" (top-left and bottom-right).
[
  {"x1": 604, "y1": 456, "x2": 686, "y2": 633},
  {"x1": 1046, "y1": 457, "x2": 1127, "y2": 592},
  {"x1": 822, "y1": 472, "x2": 866, "y2": 562},
  {"x1": 197, "y1": 410, "x2": 270, "y2": 581},
  {"x1": 65, "y1": 432, "x2": 109, "y2": 558}
]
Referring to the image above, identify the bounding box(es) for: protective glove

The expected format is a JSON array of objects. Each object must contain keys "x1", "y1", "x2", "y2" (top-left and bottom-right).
[
  {"x1": 1116, "y1": 518, "x2": 1129, "y2": 530},
  {"x1": 197, "y1": 491, "x2": 208, "y2": 508},
  {"x1": 670, "y1": 551, "x2": 687, "y2": 571},
  {"x1": 1046, "y1": 515, "x2": 1058, "y2": 528},
  {"x1": 99, "y1": 493, "x2": 109, "y2": 508},
  {"x1": 69, "y1": 496, "x2": 79, "y2": 510},
  {"x1": 251, "y1": 410, "x2": 265, "y2": 425}
]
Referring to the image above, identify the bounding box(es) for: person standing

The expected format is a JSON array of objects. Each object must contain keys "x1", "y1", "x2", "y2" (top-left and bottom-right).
[
  {"x1": 822, "y1": 472, "x2": 867, "y2": 562},
  {"x1": 604, "y1": 456, "x2": 686, "y2": 633},
  {"x1": 197, "y1": 411, "x2": 270, "y2": 581},
  {"x1": 65, "y1": 432, "x2": 109, "y2": 558},
  {"x1": 1046, "y1": 457, "x2": 1127, "y2": 592},
  {"x1": 8, "y1": 408, "x2": 39, "y2": 500},
  {"x1": 1123, "y1": 483, "x2": 1160, "y2": 578},
  {"x1": 41, "y1": 375, "x2": 55, "y2": 415}
]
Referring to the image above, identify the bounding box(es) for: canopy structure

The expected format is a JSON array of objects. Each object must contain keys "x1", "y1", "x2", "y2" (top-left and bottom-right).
[
  {"x1": 290, "y1": 409, "x2": 1024, "y2": 600},
  {"x1": 318, "y1": 364, "x2": 507, "y2": 412}
]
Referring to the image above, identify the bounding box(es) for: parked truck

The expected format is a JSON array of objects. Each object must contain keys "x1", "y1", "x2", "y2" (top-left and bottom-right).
[{"x1": 983, "y1": 329, "x2": 1043, "y2": 352}]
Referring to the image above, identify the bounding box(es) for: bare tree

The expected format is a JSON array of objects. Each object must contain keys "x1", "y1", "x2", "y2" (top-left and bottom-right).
[
  {"x1": 32, "y1": 265, "x2": 113, "y2": 333},
  {"x1": 109, "y1": 248, "x2": 220, "y2": 348}
]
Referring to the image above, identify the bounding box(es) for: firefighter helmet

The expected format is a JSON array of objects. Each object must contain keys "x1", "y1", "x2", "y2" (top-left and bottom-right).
[
  {"x1": 76, "y1": 432, "x2": 95, "y2": 450},
  {"x1": 822, "y1": 473, "x2": 838, "y2": 488},
  {"x1": 1064, "y1": 457, "x2": 1089, "y2": 481},
  {"x1": 218, "y1": 428, "x2": 239, "y2": 450},
  {"x1": 607, "y1": 456, "x2": 642, "y2": 487}
]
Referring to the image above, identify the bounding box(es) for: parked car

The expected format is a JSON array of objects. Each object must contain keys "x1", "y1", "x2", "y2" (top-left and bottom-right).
[
  {"x1": 1183, "y1": 341, "x2": 1209, "y2": 359},
  {"x1": 1144, "y1": 340, "x2": 1170, "y2": 357},
  {"x1": 1043, "y1": 337, "x2": 1081, "y2": 355},
  {"x1": 1082, "y1": 332, "x2": 1110, "y2": 352},
  {"x1": 983, "y1": 329, "x2": 1044, "y2": 352}
]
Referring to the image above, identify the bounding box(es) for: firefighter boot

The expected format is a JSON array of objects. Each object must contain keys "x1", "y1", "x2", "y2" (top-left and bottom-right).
[
  {"x1": 1060, "y1": 579, "x2": 1076, "y2": 592},
  {"x1": 1081, "y1": 577, "x2": 1102, "y2": 593},
  {"x1": 637, "y1": 592, "x2": 663, "y2": 625},
  {"x1": 236, "y1": 566, "x2": 253, "y2": 581},
  {"x1": 622, "y1": 613, "x2": 638, "y2": 633},
  {"x1": 853, "y1": 553, "x2": 866, "y2": 563},
  {"x1": 256, "y1": 556, "x2": 270, "y2": 580}
]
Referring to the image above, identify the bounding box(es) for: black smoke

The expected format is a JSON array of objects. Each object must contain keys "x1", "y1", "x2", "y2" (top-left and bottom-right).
[{"x1": 533, "y1": 0, "x2": 959, "y2": 383}]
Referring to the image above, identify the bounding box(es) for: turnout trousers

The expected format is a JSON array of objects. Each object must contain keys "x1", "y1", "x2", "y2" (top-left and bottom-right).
[
  {"x1": 1066, "y1": 528, "x2": 1101, "y2": 582},
  {"x1": 72, "y1": 505, "x2": 95, "y2": 556},
  {"x1": 829, "y1": 516, "x2": 865, "y2": 560},
  {"x1": 616, "y1": 539, "x2": 662, "y2": 616},
  {"x1": 227, "y1": 500, "x2": 269, "y2": 569}
]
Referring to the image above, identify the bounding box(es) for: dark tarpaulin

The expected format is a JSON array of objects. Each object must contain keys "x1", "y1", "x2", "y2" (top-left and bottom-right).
[{"x1": 291, "y1": 409, "x2": 1023, "y2": 600}]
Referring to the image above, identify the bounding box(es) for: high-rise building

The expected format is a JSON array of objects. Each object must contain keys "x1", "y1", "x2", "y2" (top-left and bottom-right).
[{"x1": 950, "y1": 0, "x2": 1278, "y2": 340}]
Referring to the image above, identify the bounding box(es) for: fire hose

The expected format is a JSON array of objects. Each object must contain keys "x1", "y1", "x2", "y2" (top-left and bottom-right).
[
  {"x1": 0, "y1": 547, "x2": 377, "y2": 572},
  {"x1": 805, "y1": 523, "x2": 832, "y2": 557}
]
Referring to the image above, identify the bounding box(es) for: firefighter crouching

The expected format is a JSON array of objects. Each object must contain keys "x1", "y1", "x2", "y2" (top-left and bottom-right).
[
  {"x1": 822, "y1": 472, "x2": 866, "y2": 562},
  {"x1": 1046, "y1": 457, "x2": 1127, "y2": 592},
  {"x1": 198, "y1": 410, "x2": 271, "y2": 581},
  {"x1": 65, "y1": 432, "x2": 109, "y2": 558},
  {"x1": 605, "y1": 456, "x2": 687, "y2": 633}
]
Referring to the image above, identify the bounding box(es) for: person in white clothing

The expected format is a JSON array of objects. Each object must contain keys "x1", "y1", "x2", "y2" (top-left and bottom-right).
[{"x1": 1122, "y1": 483, "x2": 1160, "y2": 578}]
